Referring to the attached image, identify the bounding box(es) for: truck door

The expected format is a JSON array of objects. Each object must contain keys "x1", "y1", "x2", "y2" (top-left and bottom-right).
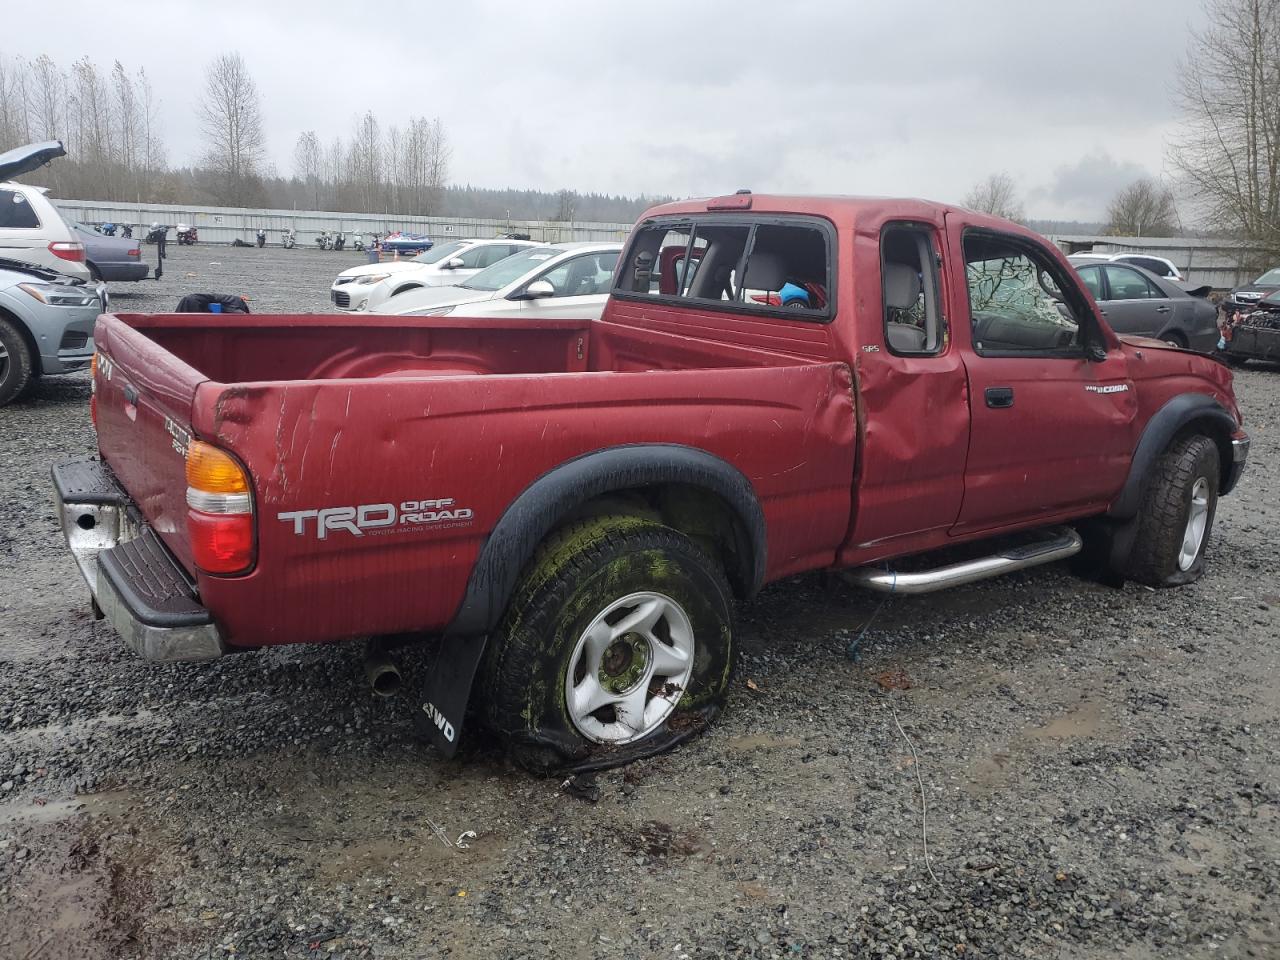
[
  {"x1": 845, "y1": 218, "x2": 972, "y2": 555},
  {"x1": 949, "y1": 225, "x2": 1138, "y2": 533}
]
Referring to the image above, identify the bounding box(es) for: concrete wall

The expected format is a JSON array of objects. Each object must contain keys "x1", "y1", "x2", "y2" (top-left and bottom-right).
[{"x1": 52, "y1": 198, "x2": 634, "y2": 247}]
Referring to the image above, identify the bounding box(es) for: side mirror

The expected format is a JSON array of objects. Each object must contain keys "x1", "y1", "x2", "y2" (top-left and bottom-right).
[
  {"x1": 446, "y1": 258, "x2": 465, "y2": 269},
  {"x1": 522, "y1": 279, "x2": 555, "y2": 300}
]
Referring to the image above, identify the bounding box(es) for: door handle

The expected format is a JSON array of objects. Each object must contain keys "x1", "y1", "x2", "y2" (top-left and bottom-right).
[
  {"x1": 985, "y1": 386, "x2": 1014, "y2": 409},
  {"x1": 1155, "y1": 305, "x2": 1171, "y2": 313}
]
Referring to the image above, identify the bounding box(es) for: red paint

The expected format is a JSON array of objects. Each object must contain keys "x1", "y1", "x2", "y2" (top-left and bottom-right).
[{"x1": 89, "y1": 195, "x2": 1242, "y2": 650}]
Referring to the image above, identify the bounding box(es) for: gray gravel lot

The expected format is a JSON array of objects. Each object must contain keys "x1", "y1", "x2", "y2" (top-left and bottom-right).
[{"x1": 1, "y1": 244, "x2": 1278, "y2": 959}]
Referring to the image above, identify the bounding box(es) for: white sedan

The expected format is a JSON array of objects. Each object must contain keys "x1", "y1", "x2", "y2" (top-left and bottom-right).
[
  {"x1": 329, "y1": 237, "x2": 538, "y2": 312},
  {"x1": 372, "y1": 242, "x2": 621, "y2": 320}
]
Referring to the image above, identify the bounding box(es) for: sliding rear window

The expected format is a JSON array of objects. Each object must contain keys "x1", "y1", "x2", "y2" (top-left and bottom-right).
[{"x1": 615, "y1": 215, "x2": 834, "y2": 322}]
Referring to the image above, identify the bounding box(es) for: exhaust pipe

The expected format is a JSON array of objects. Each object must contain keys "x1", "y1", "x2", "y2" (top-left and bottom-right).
[{"x1": 364, "y1": 646, "x2": 403, "y2": 698}]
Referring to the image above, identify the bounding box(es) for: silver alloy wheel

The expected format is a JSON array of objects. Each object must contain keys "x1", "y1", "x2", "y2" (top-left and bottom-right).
[
  {"x1": 0, "y1": 338, "x2": 8, "y2": 383},
  {"x1": 1178, "y1": 477, "x2": 1211, "y2": 571},
  {"x1": 564, "y1": 591, "x2": 696, "y2": 745}
]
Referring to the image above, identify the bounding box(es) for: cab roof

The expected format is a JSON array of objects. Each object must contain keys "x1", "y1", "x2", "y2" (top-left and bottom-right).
[{"x1": 637, "y1": 192, "x2": 1036, "y2": 238}]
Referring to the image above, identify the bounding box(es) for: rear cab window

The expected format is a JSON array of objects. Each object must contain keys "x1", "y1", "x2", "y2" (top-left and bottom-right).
[
  {"x1": 0, "y1": 189, "x2": 42, "y2": 229},
  {"x1": 615, "y1": 214, "x2": 834, "y2": 322}
]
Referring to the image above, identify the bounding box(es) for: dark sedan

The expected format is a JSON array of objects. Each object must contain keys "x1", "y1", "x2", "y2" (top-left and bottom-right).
[
  {"x1": 1224, "y1": 266, "x2": 1280, "y2": 314},
  {"x1": 1069, "y1": 258, "x2": 1219, "y2": 352},
  {"x1": 71, "y1": 222, "x2": 149, "y2": 282}
]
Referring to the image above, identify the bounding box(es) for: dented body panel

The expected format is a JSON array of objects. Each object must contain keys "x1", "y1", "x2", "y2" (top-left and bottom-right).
[{"x1": 81, "y1": 195, "x2": 1246, "y2": 657}]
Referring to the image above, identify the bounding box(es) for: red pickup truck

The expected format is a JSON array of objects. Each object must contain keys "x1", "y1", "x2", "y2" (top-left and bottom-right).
[{"x1": 54, "y1": 194, "x2": 1249, "y2": 772}]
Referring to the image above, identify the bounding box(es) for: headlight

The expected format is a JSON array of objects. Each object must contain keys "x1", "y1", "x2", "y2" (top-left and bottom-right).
[
  {"x1": 355, "y1": 273, "x2": 392, "y2": 285},
  {"x1": 414, "y1": 306, "x2": 455, "y2": 317},
  {"x1": 17, "y1": 282, "x2": 98, "y2": 307}
]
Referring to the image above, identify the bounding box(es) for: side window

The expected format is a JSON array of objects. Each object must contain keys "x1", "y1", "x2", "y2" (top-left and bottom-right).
[
  {"x1": 1104, "y1": 264, "x2": 1160, "y2": 299},
  {"x1": 881, "y1": 224, "x2": 944, "y2": 355},
  {"x1": 457, "y1": 245, "x2": 499, "y2": 269},
  {"x1": 1076, "y1": 264, "x2": 1104, "y2": 299},
  {"x1": 0, "y1": 189, "x2": 41, "y2": 229},
  {"x1": 1119, "y1": 256, "x2": 1172, "y2": 278},
  {"x1": 738, "y1": 223, "x2": 829, "y2": 316},
  {"x1": 964, "y1": 232, "x2": 1081, "y2": 356},
  {"x1": 537, "y1": 253, "x2": 618, "y2": 297},
  {"x1": 616, "y1": 218, "x2": 830, "y2": 320}
]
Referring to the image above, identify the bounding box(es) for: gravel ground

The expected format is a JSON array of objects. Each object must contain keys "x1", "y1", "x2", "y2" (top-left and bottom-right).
[{"x1": 1, "y1": 246, "x2": 1278, "y2": 959}]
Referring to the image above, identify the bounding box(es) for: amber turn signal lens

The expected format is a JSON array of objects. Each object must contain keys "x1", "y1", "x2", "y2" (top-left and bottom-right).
[{"x1": 186, "y1": 440, "x2": 249, "y2": 494}]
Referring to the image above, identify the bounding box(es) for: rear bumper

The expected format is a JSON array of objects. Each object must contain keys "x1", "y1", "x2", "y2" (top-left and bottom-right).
[
  {"x1": 52, "y1": 459, "x2": 226, "y2": 663},
  {"x1": 96, "y1": 261, "x2": 149, "y2": 282}
]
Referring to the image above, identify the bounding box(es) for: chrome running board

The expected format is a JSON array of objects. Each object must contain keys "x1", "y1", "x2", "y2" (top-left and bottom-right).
[{"x1": 842, "y1": 527, "x2": 1083, "y2": 595}]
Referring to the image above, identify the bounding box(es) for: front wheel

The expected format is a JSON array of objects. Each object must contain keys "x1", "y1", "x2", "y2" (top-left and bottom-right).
[
  {"x1": 481, "y1": 515, "x2": 735, "y2": 773},
  {"x1": 0, "y1": 317, "x2": 34, "y2": 406},
  {"x1": 1123, "y1": 434, "x2": 1220, "y2": 586}
]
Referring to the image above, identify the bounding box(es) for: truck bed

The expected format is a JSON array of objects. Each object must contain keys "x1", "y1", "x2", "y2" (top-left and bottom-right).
[{"x1": 91, "y1": 313, "x2": 857, "y2": 648}]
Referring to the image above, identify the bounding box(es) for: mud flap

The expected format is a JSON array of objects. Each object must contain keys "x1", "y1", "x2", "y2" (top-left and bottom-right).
[{"x1": 413, "y1": 633, "x2": 488, "y2": 758}]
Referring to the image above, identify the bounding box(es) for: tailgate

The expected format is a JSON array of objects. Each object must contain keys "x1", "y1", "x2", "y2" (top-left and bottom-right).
[{"x1": 93, "y1": 314, "x2": 208, "y2": 575}]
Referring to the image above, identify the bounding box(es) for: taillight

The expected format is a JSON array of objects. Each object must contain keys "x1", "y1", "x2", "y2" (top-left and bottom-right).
[
  {"x1": 127, "y1": 247, "x2": 140, "y2": 258},
  {"x1": 48, "y1": 240, "x2": 85, "y2": 263},
  {"x1": 185, "y1": 440, "x2": 254, "y2": 574},
  {"x1": 90, "y1": 353, "x2": 97, "y2": 425}
]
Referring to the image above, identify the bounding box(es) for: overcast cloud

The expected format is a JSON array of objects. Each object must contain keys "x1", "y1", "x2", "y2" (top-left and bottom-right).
[{"x1": 5, "y1": 0, "x2": 1208, "y2": 220}]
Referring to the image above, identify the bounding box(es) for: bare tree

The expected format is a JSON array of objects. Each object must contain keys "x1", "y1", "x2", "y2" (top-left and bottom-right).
[
  {"x1": 350, "y1": 111, "x2": 382, "y2": 211},
  {"x1": 963, "y1": 172, "x2": 1025, "y2": 221},
  {"x1": 325, "y1": 136, "x2": 345, "y2": 207},
  {"x1": 1105, "y1": 179, "x2": 1180, "y2": 236},
  {"x1": 552, "y1": 189, "x2": 576, "y2": 222},
  {"x1": 399, "y1": 116, "x2": 449, "y2": 215},
  {"x1": 1170, "y1": 0, "x2": 1280, "y2": 258},
  {"x1": 384, "y1": 124, "x2": 403, "y2": 212},
  {"x1": 112, "y1": 61, "x2": 138, "y2": 190},
  {"x1": 0, "y1": 56, "x2": 33, "y2": 148},
  {"x1": 293, "y1": 130, "x2": 322, "y2": 207},
  {"x1": 197, "y1": 53, "x2": 266, "y2": 206},
  {"x1": 68, "y1": 57, "x2": 114, "y2": 196}
]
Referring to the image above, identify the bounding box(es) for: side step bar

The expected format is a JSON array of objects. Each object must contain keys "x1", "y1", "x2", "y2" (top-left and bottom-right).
[{"x1": 842, "y1": 528, "x2": 1083, "y2": 595}]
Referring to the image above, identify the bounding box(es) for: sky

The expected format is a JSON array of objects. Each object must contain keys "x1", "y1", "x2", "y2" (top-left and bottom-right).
[{"x1": 5, "y1": 0, "x2": 1209, "y2": 221}]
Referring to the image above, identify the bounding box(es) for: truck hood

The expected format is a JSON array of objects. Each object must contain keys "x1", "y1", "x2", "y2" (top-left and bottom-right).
[
  {"x1": 372, "y1": 284, "x2": 496, "y2": 315},
  {"x1": 336, "y1": 260, "x2": 424, "y2": 280},
  {"x1": 0, "y1": 140, "x2": 66, "y2": 181}
]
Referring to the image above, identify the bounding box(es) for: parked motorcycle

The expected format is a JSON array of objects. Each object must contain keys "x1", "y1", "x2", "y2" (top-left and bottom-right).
[
  {"x1": 334, "y1": 231, "x2": 346, "y2": 252},
  {"x1": 352, "y1": 232, "x2": 365, "y2": 252},
  {"x1": 101, "y1": 222, "x2": 117, "y2": 237},
  {"x1": 315, "y1": 231, "x2": 333, "y2": 251},
  {"x1": 176, "y1": 223, "x2": 198, "y2": 245},
  {"x1": 120, "y1": 224, "x2": 134, "y2": 239},
  {"x1": 282, "y1": 228, "x2": 296, "y2": 249},
  {"x1": 256, "y1": 228, "x2": 266, "y2": 249}
]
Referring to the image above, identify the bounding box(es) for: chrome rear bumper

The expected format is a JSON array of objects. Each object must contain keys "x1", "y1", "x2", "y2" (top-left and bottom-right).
[{"x1": 53, "y1": 460, "x2": 226, "y2": 663}]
